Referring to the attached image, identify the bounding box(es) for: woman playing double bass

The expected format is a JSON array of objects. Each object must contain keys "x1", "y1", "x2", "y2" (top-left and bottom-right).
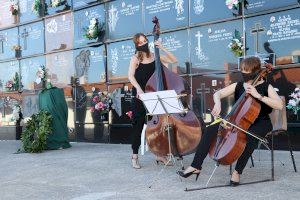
[
  {"x1": 128, "y1": 33, "x2": 178, "y2": 169},
  {"x1": 177, "y1": 56, "x2": 283, "y2": 185}
]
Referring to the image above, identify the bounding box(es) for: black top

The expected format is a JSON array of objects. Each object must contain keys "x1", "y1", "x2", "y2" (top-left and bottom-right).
[
  {"x1": 234, "y1": 81, "x2": 272, "y2": 119},
  {"x1": 133, "y1": 60, "x2": 156, "y2": 94}
]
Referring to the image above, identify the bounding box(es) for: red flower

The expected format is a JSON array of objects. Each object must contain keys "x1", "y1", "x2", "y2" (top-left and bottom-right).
[{"x1": 126, "y1": 111, "x2": 133, "y2": 119}]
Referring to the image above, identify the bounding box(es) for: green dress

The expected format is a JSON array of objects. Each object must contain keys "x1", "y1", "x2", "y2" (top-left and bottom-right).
[{"x1": 39, "y1": 87, "x2": 71, "y2": 149}]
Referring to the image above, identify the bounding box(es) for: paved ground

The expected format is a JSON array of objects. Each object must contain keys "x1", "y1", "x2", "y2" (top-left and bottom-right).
[{"x1": 0, "y1": 141, "x2": 299, "y2": 200}]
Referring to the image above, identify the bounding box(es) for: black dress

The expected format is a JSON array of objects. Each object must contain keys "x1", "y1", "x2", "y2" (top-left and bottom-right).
[
  {"x1": 131, "y1": 61, "x2": 155, "y2": 154},
  {"x1": 191, "y1": 81, "x2": 273, "y2": 174}
]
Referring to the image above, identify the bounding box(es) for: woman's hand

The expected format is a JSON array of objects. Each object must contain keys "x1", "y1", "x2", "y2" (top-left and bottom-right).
[
  {"x1": 244, "y1": 83, "x2": 261, "y2": 99},
  {"x1": 154, "y1": 40, "x2": 164, "y2": 50},
  {"x1": 211, "y1": 102, "x2": 221, "y2": 117}
]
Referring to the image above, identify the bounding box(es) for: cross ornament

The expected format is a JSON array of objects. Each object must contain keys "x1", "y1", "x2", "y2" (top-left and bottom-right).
[{"x1": 251, "y1": 23, "x2": 265, "y2": 54}]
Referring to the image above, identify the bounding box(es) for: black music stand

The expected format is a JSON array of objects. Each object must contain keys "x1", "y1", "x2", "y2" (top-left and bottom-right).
[{"x1": 139, "y1": 90, "x2": 187, "y2": 188}]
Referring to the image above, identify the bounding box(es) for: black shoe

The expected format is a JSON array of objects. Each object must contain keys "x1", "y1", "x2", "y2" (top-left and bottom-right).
[
  {"x1": 230, "y1": 180, "x2": 240, "y2": 186},
  {"x1": 177, "y1": 170, "x2": 200, "y2": 181}
]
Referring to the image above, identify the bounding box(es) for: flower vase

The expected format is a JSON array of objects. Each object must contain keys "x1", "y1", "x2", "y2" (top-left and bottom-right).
[
  {"x1": 15, "y1": 50, "x2": 21, "y2": 58},
  {"x1": 13, "y1": 15, "x2": 19, "y2": 24},
  {"x1": 100, "y1": 113, "x2": 108, "y2": 121}
]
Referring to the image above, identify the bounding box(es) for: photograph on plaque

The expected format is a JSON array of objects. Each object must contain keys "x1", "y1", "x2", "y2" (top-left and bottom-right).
[
  {"x1": 190, "y1": 19, "x2": 242, "y2": 72},
  {"x1": 245, "y1": 8, "x2": 300, "y2": 63},
  {"x1": 45, "y1": 0, "x2": 72, "y2": 15},
  {"x1": 245, "y1": 0, "x2": 299, "y2": 14},
  {"x1": 0, "y1": 0, "x2": 18, "y2": 28},
  {"x1": 19, "y1": 21, "x2": 45, "y2": 57},
  {"x1": 22, "y1": 95, "x2": 39, "y2": 118},
  {"x1": 144, "y1": 0, "x2": 188, "y2": 33},
  {"x1": 19, "y1": 0, "x2": 40, "y2": 24},
  {"x1": 0, "y1": 27, "x2": 18, "y2": 61},
  {"x1": 189, "y1": 0, "x2": 237, "y2": 26},
  {"x1": 107, "y1": 39, "x2": 135, "y2": 83},
  {"x1": 73, "y1": 4, "x2": 105, "y2": 48},
  {"x1": 107, "y1": 0, "x2": 143, "y2": 40},
  {"x1": 46, "y1": 51, "x2": 74, "y2": 88},
  {"x1": 45, "y1": 13, "x2": 74, "y2": 52},
  {"x1": 20, "y1": 56, "x2": 46, "y2": 91},
  {"x1": 73, "y1": 46, "x2": 106, "y2": 84},
  {"x1": 73, "y1": 0, "x2": 103, "y2": 9},
  {"x1": 160, "y1": 30, "x2": 189, "y2": 74},
  {"x1": 0, "y1": 61, "x2": 19, "y2": 93}
]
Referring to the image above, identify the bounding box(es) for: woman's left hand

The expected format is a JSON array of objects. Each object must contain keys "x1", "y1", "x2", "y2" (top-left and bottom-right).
[
  {"x1": 244, "y1": 83, "x2": 261, "y2": 99},
  {"x1": 154, "y1": 40, "x2": 164, "y2": 50}
]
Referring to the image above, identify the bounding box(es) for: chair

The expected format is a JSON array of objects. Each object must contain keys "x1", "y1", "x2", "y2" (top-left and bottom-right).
[
  {"x1": 255, "y1": 96, "x2": 297, "y2": 180},
  {"x1": 264, "y1": 96, "x2": 297, "y2": 173}
]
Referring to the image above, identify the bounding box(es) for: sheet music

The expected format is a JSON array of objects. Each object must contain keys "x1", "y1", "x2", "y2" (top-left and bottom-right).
[{"x1": 139, "y1": 90, "x2": 184, "y2": 115}]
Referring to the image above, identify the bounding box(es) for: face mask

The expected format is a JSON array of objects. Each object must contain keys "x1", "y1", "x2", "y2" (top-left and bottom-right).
[
  {"x1": 242, "y1": 72, "x2": 258, "y2": 82},
  {"x1": 136, "y1": 43, "x2": 149, "y2": 53}
]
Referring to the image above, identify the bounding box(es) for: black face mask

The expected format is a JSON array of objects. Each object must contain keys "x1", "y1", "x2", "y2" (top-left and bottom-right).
[
  {"x1": 242, "y1": 72, "x2": 258, "y2": 82},
  {"x1": 136, "y1": 43, "x2": 149, "y2": 53}
]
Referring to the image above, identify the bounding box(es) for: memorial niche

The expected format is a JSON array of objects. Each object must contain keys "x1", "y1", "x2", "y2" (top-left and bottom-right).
[
  {"x1": 0, "y1": 61, "x2": 19, "y2": 92},
  {"x1": 245, "y1": 8, "x2": 300, "y2": 64},
  {"x1": 19, "y1": 21, "x2": 45, "y2": 57},
  {"x1": 73, "y1": 46, "x2": 106, "y2": 84},
  {"x1": 73, "y1": 4, "x2": 105, "y2": 48},
  {"x1": 245, "y1": 0, "x2": 299, "y2": 14},
  {"x1": 45, "y1": 13, "x2": 74, "y2": 52},
  {"x1": 107, "y1": 0, "x2": 143, "y2": 40},
  {"x1": 160, "y1": 30, "x2": 189, "y2": 74},
  {"x1": 0, "y1": 0, "x2": 17, "y2": 28},
  {"x1": 190, "y1": 19, "x2": 242, "y2": 72},
  {"x1": 144, "y1": 0, "x2": 188, "y2": 33},
  {"x1": 0, "y1": 27, "x2": 18, "y2": 60},
  {"x1": 46, "y1": 51, "x2": 74, "y2": 88},
  {"x1": 19, "y1": 0, "x2": 40, "y2": 23},
  {"x1": 191, "y1": 72, "x2": 241, "y2": 121},
  {"x1": 44, "y1": 0, "x2": 71, "y2": 15},
  {"x1": 20, "y1": 56, "x2": 46, "y2": 90},
  {"x1": 73, "y1": 0, "x2": 102, "y2": 9},
  {"x1": 190, "y1": 0, "x2": 237, "y2": 25},
  {"x1": 107, "y1": 39, "x2": 135, "y2": 83}
]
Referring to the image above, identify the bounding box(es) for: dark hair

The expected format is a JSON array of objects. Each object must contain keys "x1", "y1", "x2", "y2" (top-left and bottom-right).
[
  {"x1": 133, "y1": 33, "x2": 150, "y2": 62},
  {"x1": 241, "y1": 56, "x2": 261, "y2": 73}
]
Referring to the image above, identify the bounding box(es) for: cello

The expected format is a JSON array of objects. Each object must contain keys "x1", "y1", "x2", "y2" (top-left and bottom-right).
[
  {"x1": 144, "y1": 17, "x2": 202, "y2": 157},
  {"x1": 209, "y1": 63, "x2": 273, "y2": 165}
]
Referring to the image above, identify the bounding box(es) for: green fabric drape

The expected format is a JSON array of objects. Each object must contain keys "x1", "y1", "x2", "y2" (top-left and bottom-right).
[{"x1": 39, "y1": 87, "x2": 71, "y2": 149}]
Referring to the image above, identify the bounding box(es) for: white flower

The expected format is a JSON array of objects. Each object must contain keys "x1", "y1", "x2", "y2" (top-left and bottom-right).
[
  {"x1": 90, "y1": 18, "x2": 97, "y2": 26},
  {"x1": 288, "y1": 99, "x2": 297, "y2": 107},
  {"x1": 295, "y1": 88, "x2": 300, "y2": 92}
]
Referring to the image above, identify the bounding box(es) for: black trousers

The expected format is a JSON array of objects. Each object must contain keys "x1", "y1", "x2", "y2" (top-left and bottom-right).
[
  {"x1": 191, "y1": 118, "x2": 272, "y2": 174},
  {"x1": 131, "y1": 98, "x2": 147, "y2": 154}
]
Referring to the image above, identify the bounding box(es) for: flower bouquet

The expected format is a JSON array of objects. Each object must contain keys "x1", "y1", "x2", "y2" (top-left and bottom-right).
[
  {"x1": 225, "y1": 0, "x2": 248, "y2": 16},
  {"x1": 12, "y1": 45, "x2": 21, "y2": 58},
  {"x1": 91, "y1": 91, "x2": 111, "y2": 120},
  {"x1": 287, "y1": 88, "x2": 300, "y2": 115},
  {"x1": 83, "y1": 18, "x2": 105, "y2": 41},
  {"x1": 50, "y1": 0, "x2": 66, "y2": 8},
  {"x1": 10, "y1": 0, "x2": 19, "y2": 16},
  {"x1": 228, "y1": 30, "x2": 244, "y2": 57},
  {"x1": 32, "y1": 0, "x2": 43, "y2": 16}
]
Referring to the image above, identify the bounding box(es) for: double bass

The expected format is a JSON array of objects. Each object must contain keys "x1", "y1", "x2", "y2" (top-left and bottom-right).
[
  {"x1": 145, "y1": 17, "x2": 202, "y2": 157},
  {"x1": 209, "y1": 63, "x2": 273, "y2": 165}
]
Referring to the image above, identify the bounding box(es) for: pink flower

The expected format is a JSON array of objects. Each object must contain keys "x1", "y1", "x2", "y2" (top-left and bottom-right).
[
  {"x1": 93, "y1": 96, "x2": 100, "y2": 103},
  {"x1": 99, "y1": 102, "x2": 104, "y2": 109},
  {"x1": 126, "y1": 111, "x2": 133, "y2": 119},
  {"x1": 90, "y1": 107, "x2": 95, "y2": 112}
]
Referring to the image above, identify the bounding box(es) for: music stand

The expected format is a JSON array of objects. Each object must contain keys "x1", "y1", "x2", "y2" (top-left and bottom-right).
[{"x1": 139, "y1": 90, "x2": 187, "y2": 188}]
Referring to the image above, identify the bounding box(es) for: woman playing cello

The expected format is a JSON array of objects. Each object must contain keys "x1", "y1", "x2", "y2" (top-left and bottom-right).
[{"x1": 177, "y1": 56, "x2": 283, "y2": 185}]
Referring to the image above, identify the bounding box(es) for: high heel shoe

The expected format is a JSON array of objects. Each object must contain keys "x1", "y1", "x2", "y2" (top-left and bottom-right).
[
  {"x1": 155, "y1": 157, "x2": 173, "y2": 166},
  {"x1": 177, "y1": 170, "x2": 200, "y2": 181},
  {"x1": 230, "y1": 180, "x2": 240, "y2": 186},
  {"x1": 131, "y1": 157, "x2": 141, "y2": 169}
]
